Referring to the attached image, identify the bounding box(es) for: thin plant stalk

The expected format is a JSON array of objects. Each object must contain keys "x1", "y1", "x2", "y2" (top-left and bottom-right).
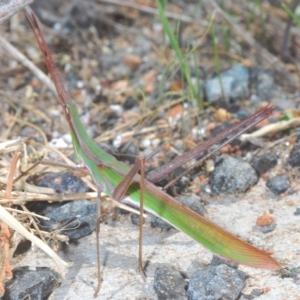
[{"x1": 155, "y1": 0, "x2": 202, "y2": 109}]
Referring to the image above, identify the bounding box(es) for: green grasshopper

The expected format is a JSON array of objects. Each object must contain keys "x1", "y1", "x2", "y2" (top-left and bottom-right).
[{"x1": 25, "y1": 12, "x2": 279, "y2": 297}]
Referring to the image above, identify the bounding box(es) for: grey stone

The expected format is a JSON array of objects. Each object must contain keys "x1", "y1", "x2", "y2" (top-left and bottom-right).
[
  {"x1": 266, "y1": 175, "x2": 289, "y2": 195},
  {"x1": 41, "y1": 200, "x2": 96, "y2": 240},
  {"x1": 288, "y1": 142, "x2": 300, "y2": 167},
  {"x1": 251, "y1": 152, "x2": 277, "y2": 175},
  {"x1": 154, "y1": 265, "x2": 187, "y2": 300},
  {"x1": 3, "y1": 267, "x2": 60, "y2": 300},
  {"x1": 210, "y1": 156, "x2": 258, "y2": 194},
  {"x1": 187, "y1": 264, "x2": 246, "y2": 300},
  {"x1": 204, "y1": 65, "x2": 250, "y2": 103}
]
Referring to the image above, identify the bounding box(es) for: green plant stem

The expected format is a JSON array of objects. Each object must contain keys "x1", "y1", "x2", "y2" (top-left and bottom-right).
[{"x1": 155, "y1": 0, "x2": 202, "y2": 109}]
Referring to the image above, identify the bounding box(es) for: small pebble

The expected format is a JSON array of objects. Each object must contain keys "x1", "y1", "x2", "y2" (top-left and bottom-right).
[
  {"x1": 251, "y1": 152, "x2": 277, "y2": 175},
  {"x1": 250, "y1": 288, "x2": 264, "y2": 296},
  {"x1": 187, "y1": 263, "x2": 246, "y2": 300},
  {"x1": 204, "y1": 64, "x2": 249, "y2": 104},
  {"x1": 122, "y1": 54, "x2": 142, "y2": 71},
  {"x1": 266, "y1": 175, "x2": 289, "y2": 195},
  {"x1": 14, "y1": 240, "x2": 32, "y2": 256},
  {"x1": 210, "y1": 155, "x2": 258, "y2": 194},
  {"x1": 176, "y1": 195, "x2": 205, "y2": 216},
  {"x1": 41, "y1": 200, "x2": 96, "y2": 240},
  {"x1": 260, "y1": 222, "x2": 277, "y2": 233},
  {"x1": 35, "y1": 172, "x2": 89, "y2": 194},
  {"x1": 154, "y1": 265, "x2": 187, "y2": 300},
  {"x1": 151, "y1": 216, "x2": 173, "y2": 231},
  {"x1": 130, "y1": 213, "x2": 144, "y2": 226},
  {"x1": 235, "y1": 109, "x2": 249, "y2": 120},
  {"x1": 48, "y1": 137, "x2": 69, "y2": 148},
  {"x1": 280, "y1": 268, "x2": 299, "y2": 279},
  {"x1": 3, "y1": 267, "x2": 60, "y2": 300},
  {"x1": 250, "y1": 68, "x2": 275, "y2": 101},
  {"x1": 256, "y1": 211, "x2": 275, "y2": 226},
  {"x1": 294, "y1": 207, "x2": 300, "y2": 215},
  {"x1": 290, "y1": 267, "x2": 299, "y2": 278},
  {"x1": 210, "y1": 255, "x2": 238, "y2": 268},
  {"x1": 288, "y1": 142, "x2": 300, "y2": 167},
  {"x1": 123, "y1": 97, "x2": 138, "y2": 110},
  {"x1": 111, "y1": 64, "x2": 131, "y2": 78}
]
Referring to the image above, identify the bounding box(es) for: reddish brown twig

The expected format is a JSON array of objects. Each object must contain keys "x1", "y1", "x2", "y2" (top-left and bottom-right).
[
  {"x1": 0, "y1": 152, "x2": 21, "y2": 296},
  {"x1": 0, "y1": 222, "x2": 12, "y2": 297}
]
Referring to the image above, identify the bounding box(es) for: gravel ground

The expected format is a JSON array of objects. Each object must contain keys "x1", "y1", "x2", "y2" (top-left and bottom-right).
[
  {"x1": 2, "y1": 1, "x2": 300, "y2": 299},
  {"x1": 14, "y1": 178, "x2": 300, "y2": 299}
]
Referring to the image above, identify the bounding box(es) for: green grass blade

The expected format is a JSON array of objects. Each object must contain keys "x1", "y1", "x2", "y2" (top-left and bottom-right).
[{"x1": 155, "y1": 0, "x2": 202, "y2": 109}]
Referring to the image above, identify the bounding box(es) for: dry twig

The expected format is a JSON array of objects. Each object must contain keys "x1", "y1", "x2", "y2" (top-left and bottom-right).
[
  {"x1": 240, "y1": 117, "x2": 300, "y2": 142},
  {"x1": 97, "y1": 0, "x2": 209, "y2": 26},
  {"x1": 0, "y1": 37, "x2": 56, "y2": 95},
  {"x1": 0, "y1": 0, "x2": 33, "y2": 24},
  {"x1": 0, "y1": 222, "x2": 12, "y2": 297},
  {"x1": 0, "y1": 151, "x2": 68, "y2": 280}
]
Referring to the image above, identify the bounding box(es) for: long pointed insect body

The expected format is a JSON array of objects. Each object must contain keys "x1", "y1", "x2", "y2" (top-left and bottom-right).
[{"x1": 25, "y1": 11, "x2": 280, "y2": 296}]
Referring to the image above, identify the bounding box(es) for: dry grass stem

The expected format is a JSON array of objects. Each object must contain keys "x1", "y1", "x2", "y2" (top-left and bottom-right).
[
  {"x1": 20, "y1": 204, "x2": 47, "y2": 243},
  {"x1": 95, "y1": 97, "x2": 187, "y2": 143},
  {"x1": 97, "y1": 0, "x2": 209, "y2": 26},
  {"x1": 29, "y1": 228, "x2": 69, "y2": 243},
  {"x1": 0, "y1": 90, "x2": 52, "y2": 126},
  {"x1": 240, "y1": 118, "x2": 300, "y2": 142},
  {"x1": 5, "y1": 207, "x2": 49, "y2": 221},
  {"x1": 0, "y1": 176, "x2": 56, "y2": 195},
  {"x1": 0, "y1": 138, "x2": 23, "y2": 154},
  {"x1": 0, "y1": 0, "x2": 33, "y2": 24},
  {"x1": 0, "y1": 37, "x2": 56, "y2": 95},
  {"x1": 0, "y1": 205, "x2": 68, "y2": 267},
  {"x1": 0, "y1": 152, "x2": 68, "y2": 279}
]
